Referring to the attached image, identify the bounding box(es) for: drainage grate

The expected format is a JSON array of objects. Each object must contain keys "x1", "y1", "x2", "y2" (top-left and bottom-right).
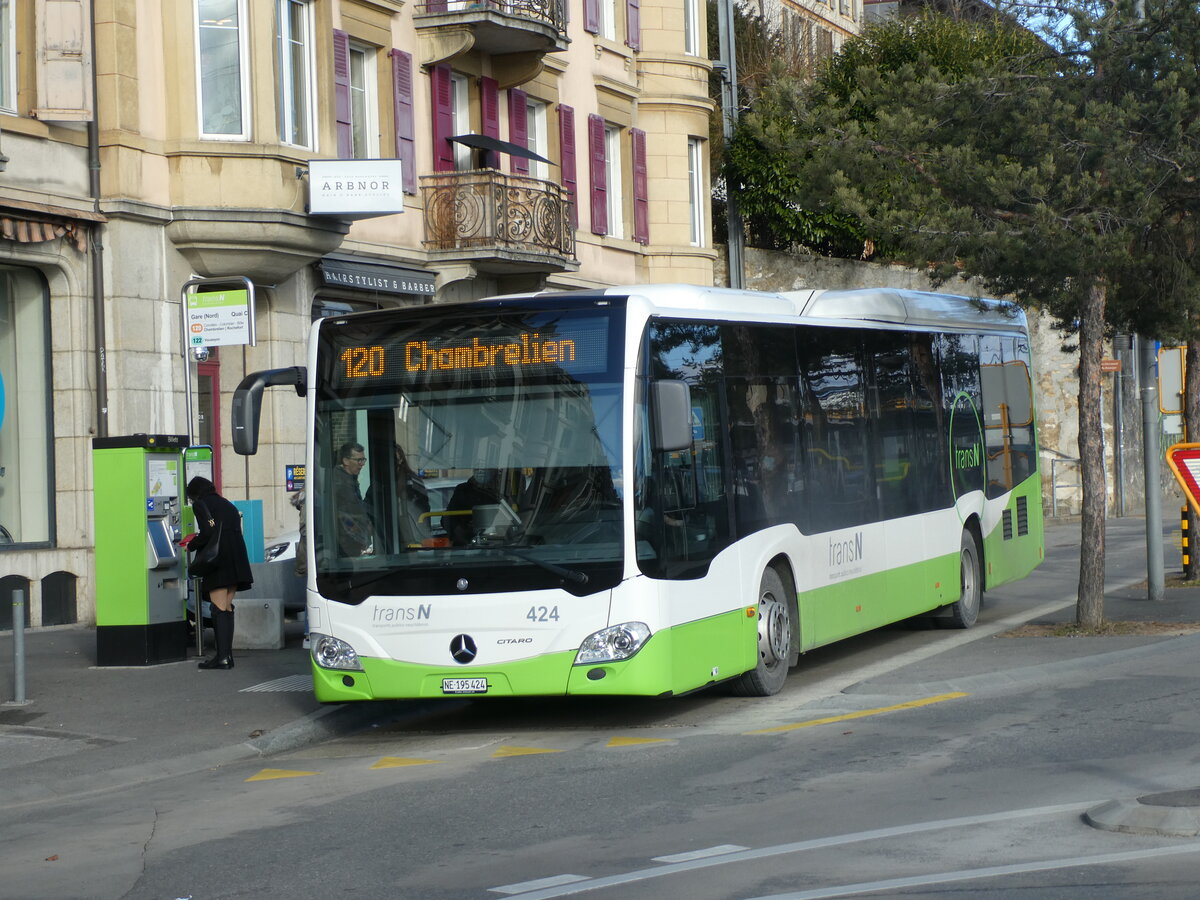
[{"x1": 240, "y1": 674, "x2": 312, "y2": 693}]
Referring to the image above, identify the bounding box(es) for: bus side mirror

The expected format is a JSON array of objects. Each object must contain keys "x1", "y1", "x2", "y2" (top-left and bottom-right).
[
  {"x1": 232, "y1": 366, "x2": 307, "y2": 456},
  {"x1": 651, "y1": 380, "x2": 692, "y2": 452}
]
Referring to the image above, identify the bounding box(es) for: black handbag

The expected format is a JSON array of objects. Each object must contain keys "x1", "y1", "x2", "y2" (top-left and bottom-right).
[{"x1": 189, "y1": 501, "x2": 223, "y2": 577}]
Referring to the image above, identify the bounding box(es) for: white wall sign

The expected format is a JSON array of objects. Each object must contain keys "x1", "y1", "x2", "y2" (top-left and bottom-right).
[{"x1": 309, "y1": 159, "x2": 406, "y2": 215}]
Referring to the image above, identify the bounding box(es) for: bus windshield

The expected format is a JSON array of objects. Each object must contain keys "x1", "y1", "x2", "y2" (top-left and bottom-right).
[{"x1": 312, "y1": 302, "x2": 626, "y2": 600}]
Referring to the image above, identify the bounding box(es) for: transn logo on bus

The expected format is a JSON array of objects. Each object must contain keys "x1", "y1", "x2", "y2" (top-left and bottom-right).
[
  {"x1": 829, "y1": 531, "x2": 863, "y2": 567},
  {"x1": 372, "y1": 603, "x2": 431, "y2": 623},
  {"x1": 954, "y1": 443, "x2": 981, "y2": 469}
]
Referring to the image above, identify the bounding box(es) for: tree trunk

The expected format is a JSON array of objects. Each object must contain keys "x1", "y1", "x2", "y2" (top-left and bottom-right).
[
  {"x1": 1076, "y1": 279, "x2": 1108, "y2": 628},
  {"x1": 1185, "y1": 340, "x2": 1200, "y2": 581}
]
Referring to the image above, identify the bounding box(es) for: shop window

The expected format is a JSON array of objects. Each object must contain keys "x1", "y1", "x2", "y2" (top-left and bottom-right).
[{"x1": 0, "y1": 265, "x2": 53, "y2": 546}]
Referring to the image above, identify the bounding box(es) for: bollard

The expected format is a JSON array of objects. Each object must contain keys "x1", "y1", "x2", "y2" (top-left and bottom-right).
[
  {"x1": 1184, "y1": 507, "x2": 1191, "y2": 572},
  {"x1": 12, "y1": 587, "x2": 27, "y2": 705}
]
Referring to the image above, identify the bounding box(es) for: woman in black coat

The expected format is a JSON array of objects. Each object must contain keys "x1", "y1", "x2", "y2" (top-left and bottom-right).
[{"x1": 186, "y1": 476, "x2": 253, "y2": 670}]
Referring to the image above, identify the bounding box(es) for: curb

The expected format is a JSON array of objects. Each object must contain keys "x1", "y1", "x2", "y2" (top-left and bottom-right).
[{"x1": 1084, "y1": 794, "x2": 1200, "y2": 838}]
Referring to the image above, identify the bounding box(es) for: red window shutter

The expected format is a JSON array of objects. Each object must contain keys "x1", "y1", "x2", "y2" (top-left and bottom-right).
[
  {"x1": 583, "y1": 0, "x2": 599, "y2": 34},
  {"x1": 333, "y1": 29, "x2": 353, "y2": 158},
  {"x1": 626, "y1": 0, "x2": 641, "y2": 50},
  {"x1": 559, "y1": 104, "x2": 578, "y2": 229},
  {"x1": 480, "y1": 76, "x2": 500, "y2": 169},
  {"x1": 508, "y1": 88, "x2": 529, "y2": 175},
  {"x1": 431, "y1": 64, "x2": 455, "y2": 172},
  {"x1": 632, "y1": 128, "x2": 648, "y2": 244},
  {"x1": 390, "y1": 49, "x2": 416, "y2": 194},
  {"x1": 588, "y1": 114, "x2": 607, "y2": 236}
]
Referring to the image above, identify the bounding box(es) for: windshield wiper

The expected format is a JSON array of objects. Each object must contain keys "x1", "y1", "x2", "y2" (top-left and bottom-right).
[{"x1": 497, "y1": 548, "x2": 589, "y2": 585}]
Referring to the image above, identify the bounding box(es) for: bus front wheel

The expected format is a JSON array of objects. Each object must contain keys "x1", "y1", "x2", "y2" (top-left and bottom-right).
[
  {"x1": 943, "y1": 530, "x2": 982, "y2": 629},
  {"x1": 731, "y1": 567, "x2": 793, "y2": 697}
]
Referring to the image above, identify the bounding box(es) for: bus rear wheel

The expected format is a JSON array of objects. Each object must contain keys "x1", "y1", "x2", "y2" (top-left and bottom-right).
[
  {"x1": 943, "y1": 530, "x2": 982, "y2": 629},
  {"x1": 731, "y1": 567, "x2": 792, "y2": 697}
]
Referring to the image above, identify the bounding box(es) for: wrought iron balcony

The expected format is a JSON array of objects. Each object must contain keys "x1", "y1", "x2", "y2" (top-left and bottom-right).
[
  {"x1": 421, "y1": 170, "x2": 576, "y2": 273},
  {"x1": 415, "y1": 0, "x2": 568, "y2": 57}
]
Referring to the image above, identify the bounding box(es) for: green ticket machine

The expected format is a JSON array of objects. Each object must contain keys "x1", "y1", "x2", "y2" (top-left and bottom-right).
[{"x1": 93, "y1": 434, "x2": 190, "y2": 665}]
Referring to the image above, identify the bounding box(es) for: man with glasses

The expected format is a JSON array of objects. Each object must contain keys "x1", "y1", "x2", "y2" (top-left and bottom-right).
[{"x1": 334, "y1": 441, "x2": 374, "y2": 557}]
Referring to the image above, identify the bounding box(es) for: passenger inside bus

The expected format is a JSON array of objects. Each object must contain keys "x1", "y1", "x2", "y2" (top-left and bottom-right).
[{"x1": 333, "y1": 441, "x2": 375, "y2": 557}]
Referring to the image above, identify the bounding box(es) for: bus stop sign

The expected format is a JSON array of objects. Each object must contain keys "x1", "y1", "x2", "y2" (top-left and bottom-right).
[{"x1": 1166, "y1": 443, "x2": 1200, "y2": 515}]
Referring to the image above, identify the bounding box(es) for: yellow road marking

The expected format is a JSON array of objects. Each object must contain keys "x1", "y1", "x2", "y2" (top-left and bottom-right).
[
  {"x1": 245, "y1": 767, "x2": 319, "y2": 782},
  {"x1": 493, "y1": 745, "x2": 565, "y2": 758},
  {"x1": 370, "y1": 757, "x2": 442, "y2": 769},
  {"x1": 745, "y1": 691, "x2": 969, "y2": 735},
  {"x1": 607, "y1": 736, "x2": 671, "y2": 748}
]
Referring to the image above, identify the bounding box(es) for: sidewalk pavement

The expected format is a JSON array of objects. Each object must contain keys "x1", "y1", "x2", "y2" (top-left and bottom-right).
[
  {"x1": 2, "y1": 516, "x2": 1199, "y2": 814},
  {"x1": 0, "y1": 619, "x2": 412, "y2": 810}
]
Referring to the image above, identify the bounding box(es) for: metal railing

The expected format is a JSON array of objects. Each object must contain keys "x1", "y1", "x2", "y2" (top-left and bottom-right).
[
  {"x1": 421, "y1": 170, "x2": 575, "y2": 260},
  {"x1": 1050, "y1": 456, "x2": 1082, "y2": 518}
]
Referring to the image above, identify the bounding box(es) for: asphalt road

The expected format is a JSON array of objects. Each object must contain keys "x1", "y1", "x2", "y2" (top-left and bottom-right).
[{"x1": 8, "y1": 516, "x2": 1200, "y2": 900}]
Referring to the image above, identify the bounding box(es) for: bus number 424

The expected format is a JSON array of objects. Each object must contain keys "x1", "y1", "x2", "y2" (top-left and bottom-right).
[{"x1": 527, "y1": 606, "x2": 560, "y2": 622}]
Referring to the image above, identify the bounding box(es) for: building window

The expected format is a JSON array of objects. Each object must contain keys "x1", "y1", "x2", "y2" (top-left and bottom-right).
[
  {"x1": 349, "y1": 43, "x2": 377, "y2": 158},
  {"x1": 688, "y1": 137, "x2": 704, "y2": 245},
  {"x1": 0, "y1": 266, "x2": 53, "y2": 546},
  {"x1": 526, "y1": 98, "x2": 549, "y2": 181},
  {"x1": 196, "y1": 0, "x2": 249, "y2": 139},
  {"x1": 277, "y1": 0, "x2": 315, "y2": 148},
  {"x1": 450, "y1": 72, "x2": 470, "y2": 170},
  {"x1": 604, "y1": 123, "x2": 624, "y2": 239},
  {"x1": 599, "y1": 0, "x2": 616, "y2": 41},
  {"x1": 0, "y1": 0, "x2": 14, "y2": 114},
  {"x1": 683, "y1": 0, "x2": 700, "y2": 56}
]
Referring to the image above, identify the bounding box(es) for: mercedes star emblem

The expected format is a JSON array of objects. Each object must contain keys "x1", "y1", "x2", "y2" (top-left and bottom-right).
[{"x1": 450, "y1": 634, "x2": 478, "y2": 664}]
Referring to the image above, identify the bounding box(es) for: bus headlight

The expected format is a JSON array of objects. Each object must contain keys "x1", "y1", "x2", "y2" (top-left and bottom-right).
[
  {"x1": 311, "y1": 633, "x2": 363, "y2": 671},
  {"x1": 575, "y1": 622, "x2": 651, "y2": 665}
]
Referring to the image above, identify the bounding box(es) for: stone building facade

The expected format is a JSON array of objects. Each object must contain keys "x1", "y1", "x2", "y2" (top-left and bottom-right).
[{"x1": 0, "y1": 0, "x2": 715, "y2": 628}]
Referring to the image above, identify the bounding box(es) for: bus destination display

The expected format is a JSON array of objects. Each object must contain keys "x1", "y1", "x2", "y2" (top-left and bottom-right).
[{"x1": 330, "y1": 316, "x2": 610, "y2": 387}]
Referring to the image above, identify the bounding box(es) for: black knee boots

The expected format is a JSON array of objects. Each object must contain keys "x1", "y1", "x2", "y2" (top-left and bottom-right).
[{"x1": 198, "y1": 607, "x2": 235, "y2": 669}]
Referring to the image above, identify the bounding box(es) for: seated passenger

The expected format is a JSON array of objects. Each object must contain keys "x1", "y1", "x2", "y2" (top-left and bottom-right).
[{"x1": 443, "y1": 469, "x2": 503, "y2": 546}]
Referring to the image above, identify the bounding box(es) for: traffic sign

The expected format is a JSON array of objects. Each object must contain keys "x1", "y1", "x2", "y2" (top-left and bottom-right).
[
  {"x1": 1166, "y1": 443, "x2": 1200, "y2": 515},
  {"x1": 1158, "y1": 346, "x2": 1185, "y2": 414}
]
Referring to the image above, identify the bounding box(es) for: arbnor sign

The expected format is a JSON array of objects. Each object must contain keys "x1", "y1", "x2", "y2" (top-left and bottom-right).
[{"x1": 308, "y1": 159, "x2": 405, "y2": 215}]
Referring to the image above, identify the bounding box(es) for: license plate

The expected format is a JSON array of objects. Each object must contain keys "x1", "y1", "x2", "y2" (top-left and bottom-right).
[{"x1": 442, "y1": 677, "x2": 488, "y2": 695}]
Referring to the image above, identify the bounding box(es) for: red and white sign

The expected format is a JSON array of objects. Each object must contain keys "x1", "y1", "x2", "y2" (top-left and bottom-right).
[{"x1": 1166, "y1": 443, "x2": 1200, "y2": 515}]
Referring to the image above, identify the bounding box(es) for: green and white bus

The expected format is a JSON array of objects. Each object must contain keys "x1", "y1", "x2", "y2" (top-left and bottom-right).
[{"x1": 233, "y1": 284, "x2": 1043, "y2": 701}]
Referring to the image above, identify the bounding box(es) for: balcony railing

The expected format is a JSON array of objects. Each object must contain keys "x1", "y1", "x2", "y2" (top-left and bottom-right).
[
  {"x1": 415, "y1": 0, "x2": 568, "y2": 57},
  {"x1": 422, "y1": 170, "x2": 575, "y2": 266},
  {"x1": 417, "y1": 0, "x2": 566, "y2": 31}
]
